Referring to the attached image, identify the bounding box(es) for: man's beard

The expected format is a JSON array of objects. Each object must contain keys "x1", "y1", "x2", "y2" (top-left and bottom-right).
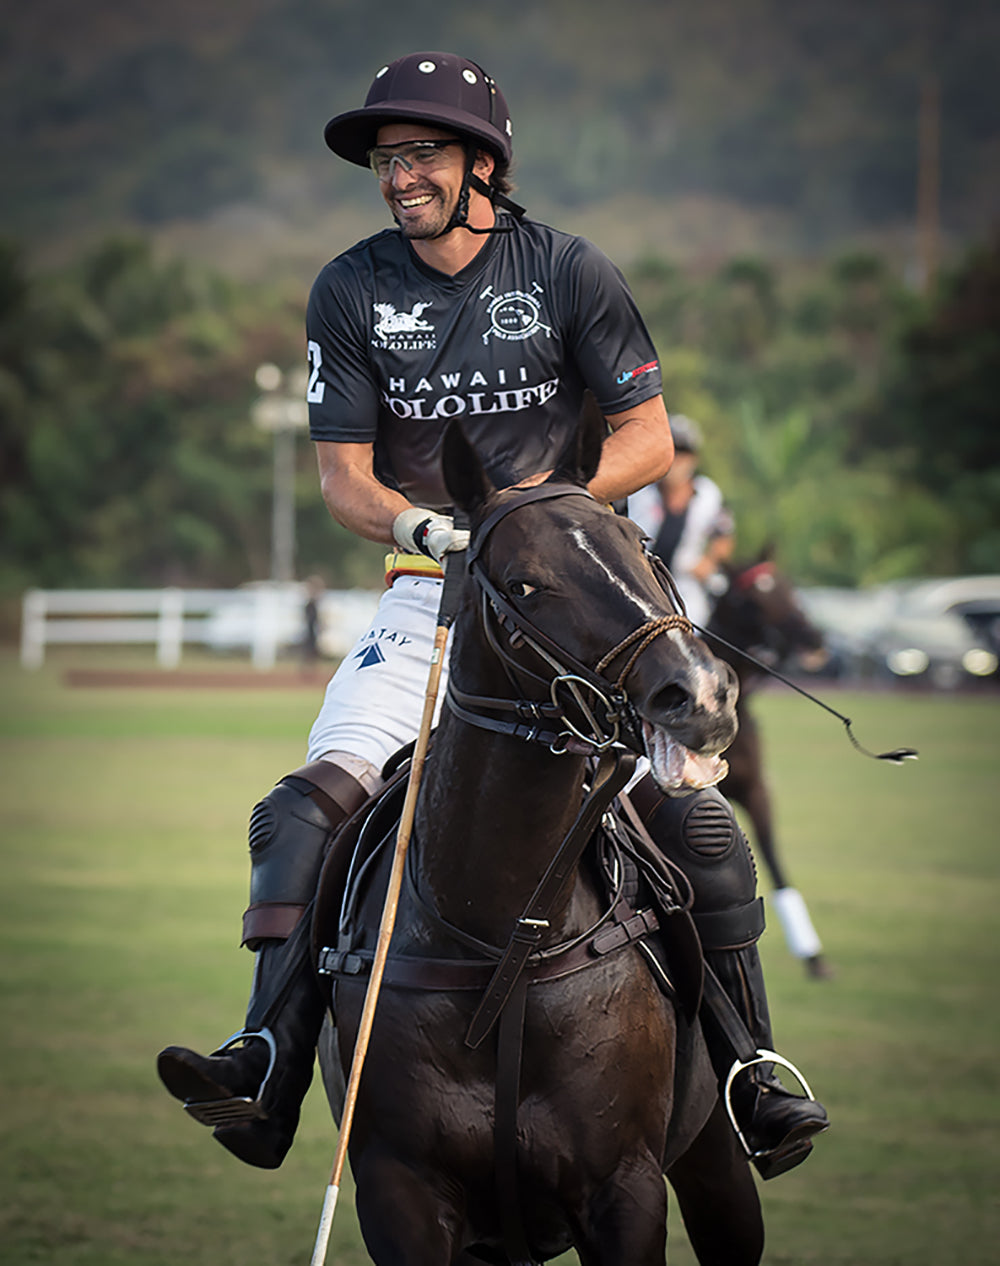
[{"x1": 391, "y1": 187, "x2": 458, "y2": 240}]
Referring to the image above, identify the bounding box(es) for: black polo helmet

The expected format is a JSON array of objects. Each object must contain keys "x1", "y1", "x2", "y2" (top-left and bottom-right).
[{"x1": 324, "y1": 52, "x2": 514, "y2": 168}]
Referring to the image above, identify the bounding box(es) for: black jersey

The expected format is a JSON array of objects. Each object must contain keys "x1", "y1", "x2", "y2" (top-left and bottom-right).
[{"x1": 306, "y1": 215, "x2": 662, "y2": 510}]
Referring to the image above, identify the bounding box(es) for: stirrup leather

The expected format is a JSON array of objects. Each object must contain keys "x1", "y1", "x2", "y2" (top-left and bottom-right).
[
  {"x1": 181, "y1": 1028, "x2": 278, "y2": 1128},
  {"x1": 722, "y1": 1047, "x2": 817, "y2": 1162}
]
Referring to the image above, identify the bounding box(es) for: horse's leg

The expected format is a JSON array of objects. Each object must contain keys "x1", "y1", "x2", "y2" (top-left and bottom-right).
[
  {"x1": 572, "y1": 1158, "x2": 668, "y2": 1266},
  {"x1": 738, "y1": 766, "x2": 833, "y2": 979},
  {"x1": 666, "y1": 1097, "x2": 763, "y2": 1266},
  {"x1": 725, "y1": 709, "x2": 788, "y2": 891},
  {"x1": 770, "y1": 884, "x2": 832, "y2": 979},
  {"x1": 353, "y1": 1149, "x2": 463, "y2": 1265},
  {"x1": 727, "y1": 711, "x2": 832, "y2": 978}
]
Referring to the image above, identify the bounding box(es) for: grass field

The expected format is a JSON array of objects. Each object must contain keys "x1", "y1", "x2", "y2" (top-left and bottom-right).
[{"x1": 1, "y1": 647, "x2": 998, "y2": 1265}]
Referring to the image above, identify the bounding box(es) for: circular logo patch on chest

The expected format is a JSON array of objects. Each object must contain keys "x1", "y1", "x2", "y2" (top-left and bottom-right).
[{"x1": 481, "y1": 285, "x2": 553, "y2": 344}]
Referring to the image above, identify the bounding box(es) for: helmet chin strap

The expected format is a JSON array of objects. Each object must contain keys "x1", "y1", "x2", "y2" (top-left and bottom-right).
[{"x1": 430, "y1": 143, "x2": 526, "y2": 239}]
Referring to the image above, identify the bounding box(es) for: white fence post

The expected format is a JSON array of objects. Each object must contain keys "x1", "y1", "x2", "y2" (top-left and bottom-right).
[
  {"x1": 157, "y1": 588, "x2": 185, "y2": 668},
  {"x1": 251, "y1": 586, "x2": 279, "y2": 670}
]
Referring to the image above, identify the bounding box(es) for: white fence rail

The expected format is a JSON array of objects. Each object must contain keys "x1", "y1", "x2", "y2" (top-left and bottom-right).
[{"x1": 20, "y1": 587, "x2": 381, "y2": 671}]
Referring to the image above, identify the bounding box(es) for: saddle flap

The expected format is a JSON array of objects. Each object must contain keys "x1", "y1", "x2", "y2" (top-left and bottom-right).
[{"x1": 311, "y1": 759, "x2": 413, "y2": 972}]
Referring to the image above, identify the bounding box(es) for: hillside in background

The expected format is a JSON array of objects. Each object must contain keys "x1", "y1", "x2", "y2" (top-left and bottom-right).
[{"x1": 2, "y1": 0, "x2": 998, "y2": 277}]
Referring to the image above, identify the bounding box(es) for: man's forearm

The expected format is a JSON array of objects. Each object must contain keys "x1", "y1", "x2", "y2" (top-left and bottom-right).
[
  {"x1": 318, "y1": 463, "x2": 410, "y2": 547},
  {"x1": 588, "y1": 405, "x2": 673, "y2": 504}
]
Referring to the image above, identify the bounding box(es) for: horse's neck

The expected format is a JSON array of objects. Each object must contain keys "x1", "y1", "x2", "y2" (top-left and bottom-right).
[
  {"x1": 709, "y1": 605, "x2": 754, "y2": 683},
  {"x1": 414, "y1": 713, "x2": 591, "y2": 948}
]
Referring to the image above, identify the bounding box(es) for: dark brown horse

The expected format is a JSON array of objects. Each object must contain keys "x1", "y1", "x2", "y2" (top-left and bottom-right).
[
  {"x1": 315, "y1": 418, "x2": 764, "y2": 1265},
  {"x1": 708, "y1": 555, "x2": 833, "y2": 978}
]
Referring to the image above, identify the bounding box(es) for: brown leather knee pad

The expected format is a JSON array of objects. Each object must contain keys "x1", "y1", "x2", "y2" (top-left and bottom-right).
[{"x1": 242, "y1": 761, "x2": 369, "y2": 949}]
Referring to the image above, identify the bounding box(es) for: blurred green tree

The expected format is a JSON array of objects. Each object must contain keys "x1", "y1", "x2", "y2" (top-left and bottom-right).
[
  {"x1": 859, "y1": 233, "x2": 1000, "y2": 572},
  {"x1": 0, "y1": 236, "x2": 381, "y2": 594}
]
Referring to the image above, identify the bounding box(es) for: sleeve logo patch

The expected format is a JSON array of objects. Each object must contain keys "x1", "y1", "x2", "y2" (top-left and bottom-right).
[{"x1": 616, "y1": 360, "x2": 659, "y2": 385}]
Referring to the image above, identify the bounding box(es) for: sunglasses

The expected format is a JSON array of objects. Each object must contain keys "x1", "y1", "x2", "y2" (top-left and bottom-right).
[{"x1": 368, "y1": 138, "x2": 463, "y2": 180}]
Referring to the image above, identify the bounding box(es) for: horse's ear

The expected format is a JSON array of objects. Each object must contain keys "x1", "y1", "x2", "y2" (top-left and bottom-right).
[
  {"x1": 759, "y1": 541, "x2": 776, "y2": 563},
  {"x1": 550, "y1": 390, "x2": 605, "y2": 487},
  {"x1": 442, "y1": 420, "x2": 495, "y2": 514}
]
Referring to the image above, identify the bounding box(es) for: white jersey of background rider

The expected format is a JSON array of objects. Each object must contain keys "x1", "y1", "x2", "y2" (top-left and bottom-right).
[{"x1": 627, "y1": 474, "x2": 725, "y2": 627}]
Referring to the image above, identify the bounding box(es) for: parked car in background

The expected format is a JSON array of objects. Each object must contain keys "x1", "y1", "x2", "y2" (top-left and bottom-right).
[
  {"x1": 873, "y1": 576, "x2": 1000, "y2": 689},
  {"x1": 795, "y1": 585, "x2": 901, "y2": 680},
  {"x1": 797, "y1": 576, "x2": 1000, "y2": 689}
]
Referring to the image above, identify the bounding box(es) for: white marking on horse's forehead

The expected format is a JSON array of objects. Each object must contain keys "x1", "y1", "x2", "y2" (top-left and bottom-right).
[{"x1": 569, "y1": 526, "x2": 659, "y2": 619}]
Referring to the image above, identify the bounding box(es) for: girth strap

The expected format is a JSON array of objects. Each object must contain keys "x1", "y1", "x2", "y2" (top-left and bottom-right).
[
  {"x1": 465, "y1": 747, "x2": 636, "y2": 1048},
  {"x1": 317, "y1": 896, "x2": 659, "y2": 989}
]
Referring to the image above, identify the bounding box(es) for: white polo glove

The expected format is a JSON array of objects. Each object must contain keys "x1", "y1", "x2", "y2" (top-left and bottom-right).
[{"x1": 392, "y1": 508, "x2": 470, "y2": 564}]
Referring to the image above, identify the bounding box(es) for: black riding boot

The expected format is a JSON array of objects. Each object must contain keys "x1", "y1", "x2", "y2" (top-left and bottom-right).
[
  {"x1": 702, "y1": 940, "x2": 829, "y2": 1177},
  {"x1": 157, "y1": 761, "x2": 369, "y2": 1168},
  {"x1": 630, "y1": 778, "x2": 829, "y2": 1178},
  {"x1": 157, "y1": 939, "x2": 327, "y2": 1168}
]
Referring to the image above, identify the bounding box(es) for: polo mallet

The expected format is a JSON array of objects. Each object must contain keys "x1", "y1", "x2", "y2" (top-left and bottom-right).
[{"x1": 309, "y1": 545, "x2": 466, "y2": 1266}]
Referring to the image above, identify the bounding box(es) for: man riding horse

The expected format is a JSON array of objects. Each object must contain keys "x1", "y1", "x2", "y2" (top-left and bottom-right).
[{"x1": 157, "y1": 51, "x2": 828, "y2": 1183}]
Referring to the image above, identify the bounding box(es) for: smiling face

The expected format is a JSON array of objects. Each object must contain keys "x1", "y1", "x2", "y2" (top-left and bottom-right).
[{"x1": 374, "y1": 122, "x2": 494, "y2": 240}]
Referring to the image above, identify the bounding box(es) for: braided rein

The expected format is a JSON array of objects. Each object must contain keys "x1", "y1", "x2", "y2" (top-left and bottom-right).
[{"x1": 594, "y1": 613, "x2": 694, "y2": 689}]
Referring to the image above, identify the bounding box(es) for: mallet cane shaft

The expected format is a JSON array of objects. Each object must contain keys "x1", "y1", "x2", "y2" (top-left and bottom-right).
[{"x1": 309, "y1": 547, "x2": 466, "y2": 1266}]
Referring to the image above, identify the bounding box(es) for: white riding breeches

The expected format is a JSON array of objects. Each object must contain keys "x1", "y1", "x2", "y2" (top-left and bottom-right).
[{"x1": 306, "y1": 577, "x2": 451, "y2": 774}]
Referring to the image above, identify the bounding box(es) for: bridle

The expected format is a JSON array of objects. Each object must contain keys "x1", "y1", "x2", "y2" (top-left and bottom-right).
[{"x1": 445, "y1": 483, "x2": 694, "y2": 756}]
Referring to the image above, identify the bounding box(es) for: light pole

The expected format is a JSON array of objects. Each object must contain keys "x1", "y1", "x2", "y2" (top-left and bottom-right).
[
  {"x1": 251, "y1": 363, "x2": 309, "y2": 583},
  {"x1": 916, "y1": 73, "x2": 941, "y2": 293}
]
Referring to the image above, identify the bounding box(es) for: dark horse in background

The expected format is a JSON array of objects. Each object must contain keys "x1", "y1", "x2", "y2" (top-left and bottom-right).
[
  {"x1": 315, "y1": 416, "x2": 765, "y2": 1264},
  {"x1": 707, "y1": 555, "x2": 833, "y2": 979}
]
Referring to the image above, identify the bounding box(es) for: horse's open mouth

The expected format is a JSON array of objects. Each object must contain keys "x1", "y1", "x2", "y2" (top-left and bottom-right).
[{"x1": 642, "y1": 720, "x2": 728, "y2": 795}]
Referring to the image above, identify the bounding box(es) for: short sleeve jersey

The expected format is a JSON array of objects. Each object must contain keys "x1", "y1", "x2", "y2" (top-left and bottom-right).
[{"x1": 306, "y1": 215, "x2": 662, "y2": 510}]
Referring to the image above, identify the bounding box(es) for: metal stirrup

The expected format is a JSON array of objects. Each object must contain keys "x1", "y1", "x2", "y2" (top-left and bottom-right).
[
  {"x1": 722, "y1": 1048, "x2": 818, "y2": 1160},
  {"x1": 181, "y1": 1028, "x2": 278, "y2": 1128}
]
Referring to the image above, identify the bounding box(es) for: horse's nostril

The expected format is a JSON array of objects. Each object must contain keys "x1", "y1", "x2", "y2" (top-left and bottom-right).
[{"x1": 649, "y1": 682, "x2": 692, "y2": 719}]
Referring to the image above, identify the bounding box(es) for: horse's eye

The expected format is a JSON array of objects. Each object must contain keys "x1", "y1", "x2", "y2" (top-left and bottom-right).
[{"x1": 508, "y1": 581, "x2": 536, "y2": 598}]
